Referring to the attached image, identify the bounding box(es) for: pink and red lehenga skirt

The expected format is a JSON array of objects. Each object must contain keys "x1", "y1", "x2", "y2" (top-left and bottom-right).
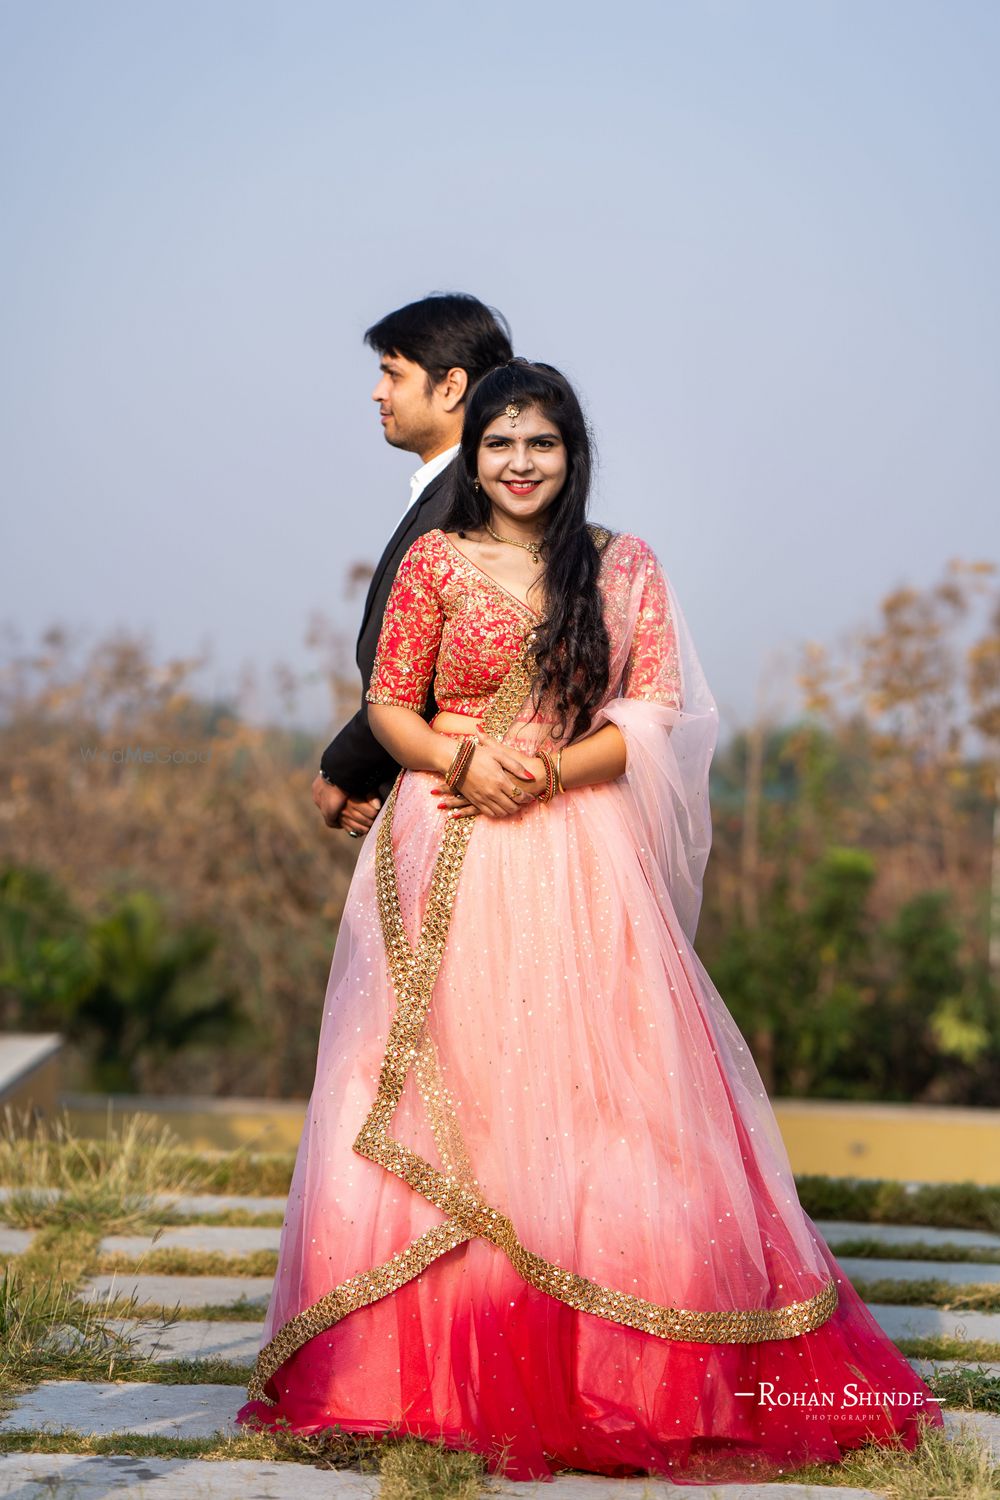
[{"x1": 236, "y1": 735, "x2": 941, "y2": 1483}]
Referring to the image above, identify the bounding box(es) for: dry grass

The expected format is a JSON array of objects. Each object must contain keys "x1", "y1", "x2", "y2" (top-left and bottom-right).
[
  {"x1": 94, "y1": 1248, "x2": 279, "y2": 1277},
  {"x1": 897, "y1": 1335, "x2": 1000, "y2": 1362},
  {"x1": 795, "y1": 1176, "x2": 1000, "y2": 1234},
  {"x1": 379, "y1": 1436, "x2": 485, "y2": 1500},
  {"x1": 791, "y1": 1415, "x2": 998, "y2": 1497},
  {"x1": 831, "y1": 1237, "x2": 1000, "y2": 1265},
  {"x1": 851, "y1": 1277, "x2": 1000, "y2": 1313},
  {"x1": 0, "y1": 1264, "x2": 141, "y2": 1415},
  {"x1": 86, "y1": 1294, "x2": 267, "y2": 1323},
  {"x1": 0, "y1": 1108, "x2": 208, "y2": 1235}
]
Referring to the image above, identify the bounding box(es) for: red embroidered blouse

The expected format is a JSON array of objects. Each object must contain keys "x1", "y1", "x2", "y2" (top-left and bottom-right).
[{"x1": 366, "y1": 528, "x2": 681, "y2": 720}]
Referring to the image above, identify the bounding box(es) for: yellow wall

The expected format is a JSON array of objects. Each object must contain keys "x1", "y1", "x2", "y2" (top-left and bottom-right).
[{"x1": 773, "y1": 1100, "x2": 1000, "y2": 1186}]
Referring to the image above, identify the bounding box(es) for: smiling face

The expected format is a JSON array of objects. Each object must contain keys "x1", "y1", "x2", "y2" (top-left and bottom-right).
[{"x1": 477, "y1": 404, "x2": 568, "y2": 529}]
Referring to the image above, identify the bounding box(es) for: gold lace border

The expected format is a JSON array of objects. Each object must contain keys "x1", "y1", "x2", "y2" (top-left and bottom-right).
[{"x1": 246, "y1": 1213, "x2": 837, "y2": 1404}]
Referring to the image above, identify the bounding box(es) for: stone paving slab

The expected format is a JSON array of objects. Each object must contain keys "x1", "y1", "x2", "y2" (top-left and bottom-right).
[
  {"x1": 101, "y1": 1225, "x2": 283, "y2": 1256},
  {"x1": 0, "y1": 1224, "x2": 35, "y2": 1254},
  {"x1": 840, "y1": 1255, "x2": 1000, "y2": 1285},
  {"x1": 870, "y1": 1301, "x2": 1000, "y2": 1342},
  {"x1": 79, "y1": 1280, "x2": 1000, "y2": 1342},
  {"x1": 0, "y1": 1454, "x2": 378, "y2": 1498},
  {"x1": 155, "y1": 1194, "x2": 290, "y2": 1217},
  {"x1": 0, "y1": 1380, "x2": 241, "y2": 1437},
  {"x1": 0, "y1": 1186, "x2": 288, "y2": 1215},
  {"x1": 910, "y1": 1356, "x2": 1000, "y2": 1378},
  {"x1": 105, "y1": 1317, "x2": 264, "y2": 1364},
  {"x1": 943, "y1": 1407, "x2": 1000, "y2": 1457},
  {"x1": 0, "y1": 1453, "x2": 885, "y2": 1499},
  {"x1": 0, "y1": 1184, "x2": 61, "y2": 1206},
  {"x1": 81, "y1": 1273, "x2": 273, "y2": 1309},
  {"x1": 817, "y1": 1219, "x2": 1000, "y2": 1251}
]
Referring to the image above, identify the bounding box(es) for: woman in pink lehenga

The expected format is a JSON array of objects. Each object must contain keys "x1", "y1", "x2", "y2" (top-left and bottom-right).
[{"x1": 237, "y1": 360, "x2": 942, "y2": 1483}]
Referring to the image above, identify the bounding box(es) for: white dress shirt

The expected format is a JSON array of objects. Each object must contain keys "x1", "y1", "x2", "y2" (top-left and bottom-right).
[{"x1": 404, "y1": 443, "x2": 460, "y2": 518}]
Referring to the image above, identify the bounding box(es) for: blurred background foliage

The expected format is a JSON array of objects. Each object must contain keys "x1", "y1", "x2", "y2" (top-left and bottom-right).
[{"x1": 1, "y1": 560, "x2": 998, "y2": 1104}]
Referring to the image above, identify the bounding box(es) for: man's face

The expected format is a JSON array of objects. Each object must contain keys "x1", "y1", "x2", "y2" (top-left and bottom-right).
[{"x1": 371, "y1": 351, "x2": 442, "y2": 456}]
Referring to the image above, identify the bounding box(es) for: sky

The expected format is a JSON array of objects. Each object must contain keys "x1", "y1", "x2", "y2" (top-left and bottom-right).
[{"x1": 2, "y1": 0, "x2": 998, "y2": 739}]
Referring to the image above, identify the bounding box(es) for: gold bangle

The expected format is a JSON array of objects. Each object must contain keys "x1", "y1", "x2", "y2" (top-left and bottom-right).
[
  {"x1": 554, "y1": 748, "x2": 565, "y2": 794},
  {"x1": 452, "y1": 741, "x2": 476, "y2": 798},
  {"x1": 444, "y1": 742, "x2": 462, "y2": 787},
  {"x1": 537, "y1": 748, "x2": 556, "y2": 803},
  {"x1": 445, "y1": 734, "x2": 478, "y2": 791}
]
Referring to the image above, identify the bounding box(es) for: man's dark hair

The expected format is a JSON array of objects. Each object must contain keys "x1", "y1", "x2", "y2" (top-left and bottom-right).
[{"x1": 364, "y1": 293, "x2": 513, "y2": 396}]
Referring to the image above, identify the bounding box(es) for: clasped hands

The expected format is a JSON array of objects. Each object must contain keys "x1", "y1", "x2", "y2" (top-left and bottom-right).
[
  {"x1": 311, "y1": 730, "x2": 553, "y2": 838},
  {"x1": 432, "y1": 731, "x2": 547, "y2": 820}
]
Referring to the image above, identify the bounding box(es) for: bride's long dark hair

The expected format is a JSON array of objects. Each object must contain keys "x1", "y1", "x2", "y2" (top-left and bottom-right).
[{"x1": 442, "y1": 359, "x2": 610, "y2": 740}]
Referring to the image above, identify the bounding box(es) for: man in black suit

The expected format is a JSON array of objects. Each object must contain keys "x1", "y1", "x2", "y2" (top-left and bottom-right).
[{"x1": 313, "y1": 293, "x2": 513, "y2": 836}]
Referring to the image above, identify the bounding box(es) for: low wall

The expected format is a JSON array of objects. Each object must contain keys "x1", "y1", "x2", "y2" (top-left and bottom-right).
[
  {"x1": 773, "y1": 1098, "x2": 1000, "y2": 1186},
  {"x1": 60, "y1": 1091, "x2": 1000, "y2": 1184},
  {"x1": 0, "y1": 1034, "x2": 64, "y2": 1118}
]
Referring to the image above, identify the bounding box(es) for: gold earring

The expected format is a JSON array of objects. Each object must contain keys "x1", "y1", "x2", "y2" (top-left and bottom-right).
[{"x1": 473, "y1": 478, "x2": 481, "y2": 492}]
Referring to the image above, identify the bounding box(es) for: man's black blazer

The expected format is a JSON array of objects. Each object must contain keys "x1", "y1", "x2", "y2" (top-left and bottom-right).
[{"x1": 319, "y1": 462, "x2": 455, "y2": 803}]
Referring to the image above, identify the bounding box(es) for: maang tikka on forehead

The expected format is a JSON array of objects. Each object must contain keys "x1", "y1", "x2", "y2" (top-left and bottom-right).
[{"x1": 505, "y1": 402, "x2": 521, "y2": 427}]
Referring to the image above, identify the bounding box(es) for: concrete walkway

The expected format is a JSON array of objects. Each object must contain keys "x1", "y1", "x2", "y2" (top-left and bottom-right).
[
  {"x1": 80, "y1": 1273, "x2": 274, "y2": 1309},
  {"x1": 838, "y1": 1254, "x2": 1000, "y2": 1285},
  {"x1": 3, "y1": 1192, "x2": 999, "y2": 1496},
  {"x1": 817, "y1": 1219, "x2": 1000, "y2": 1251},
  {"x1": 0, "y1": 1452, "x2": 888, "y2": 1499},
  {"x1": 100, "y1": 1226, "x2": 283, "y2": 1255},
  {"x1": 0, "y1": 1225, "x2": 35, "y2": 1254}
]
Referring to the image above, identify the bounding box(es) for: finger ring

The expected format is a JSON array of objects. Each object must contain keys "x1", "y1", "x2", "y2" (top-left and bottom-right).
[
  {"x1": 348, "y1": 830, "x2": 361, "y2": 839},
  {"x1": 510, "y1": 786, "x2": 522, "y2": 798}
]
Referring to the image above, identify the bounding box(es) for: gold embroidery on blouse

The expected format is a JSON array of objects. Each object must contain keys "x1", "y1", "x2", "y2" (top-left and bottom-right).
[
  {"x1": 366, "y1": 527, "x2": 620, "y2": 720},
  {"x1": 246, "y1": 613, "x2": 837, "y2": 1406},
  {"x1": 439, "y1": 532, "x2": 540, "y2": 621},
  {"x1": 619, "y1": 538, "x2": 681, "y2": 707}
]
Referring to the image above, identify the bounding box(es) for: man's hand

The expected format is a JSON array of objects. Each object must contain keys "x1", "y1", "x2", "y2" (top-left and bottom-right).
[
  {"x1": 340, "y1": 794, "x2": 381, "y2": 836},
  {"x1": 312, "y1": 774, "x2": 348, "y2": 828},
  {"x1": 312, "y1": 774, "x2": 381, "y2": 836}
]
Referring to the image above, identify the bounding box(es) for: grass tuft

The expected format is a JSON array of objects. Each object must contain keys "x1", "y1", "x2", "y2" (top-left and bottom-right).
[
  {"x1": 379, "y1": 1435, "x2": 486, "y2": 1500},
  {"x1": 791, "y1": 1414, "x2": 998, "y2": 1497},
  {"x1": 90, "y1": 1296, "x2": 267, "y2": 1322},
  {"x1": 0, "y1": 1107, "x2": 207, "y2": 1235},
  {"x1": 795, "y1": 1175, "x2": 1000, "y2": 1233},
  {"x1": 896, "y1": 1335, "x2": 1000, "y2": 1362},
  {"x1": 93, "y1": 1248, "x2": 279, "y2": 1277},
  {"x1": 0, "y1": 1106, "x2": 296, "y2": 1205},
  {"x1": 831, "y1": 1237, "x2": 1000, "y2": 1265},
  {"x1": 0, "y1": 1265, "x2": 140, "y2": 1412},
  {"x1": 925, "y1": 1365, "x2": 1000, "y2": 1414},
  {"x1": 851, "y1": 1277, "x2": 1000, "y2": 1313}
]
